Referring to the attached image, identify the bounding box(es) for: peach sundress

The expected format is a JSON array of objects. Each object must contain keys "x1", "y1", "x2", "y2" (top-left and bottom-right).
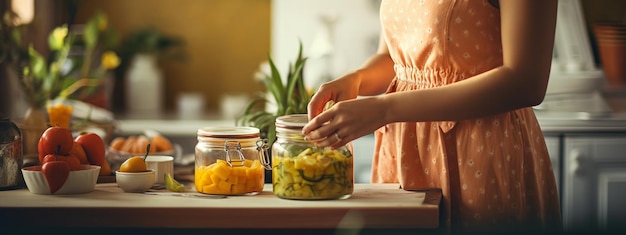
[{"x1": 371, "y1": 0, "x2": 562, "y2": 231}]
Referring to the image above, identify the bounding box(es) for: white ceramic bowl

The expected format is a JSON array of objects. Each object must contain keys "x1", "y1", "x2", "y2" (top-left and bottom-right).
[
  {"x1": 22, "y1": 165, "x2": 101, "y2": 195},
  {"x1": 115, "y1": 170, "x2": 155, "y2": 193}
]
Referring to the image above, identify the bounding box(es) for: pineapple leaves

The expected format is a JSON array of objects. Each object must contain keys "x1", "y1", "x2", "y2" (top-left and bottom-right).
[
  {"x1": 267, "y1": 57, "x2": 286, "y2": 114},
  {"x1": 237, "y1": 40, "x2": 313, "y2": 147}
]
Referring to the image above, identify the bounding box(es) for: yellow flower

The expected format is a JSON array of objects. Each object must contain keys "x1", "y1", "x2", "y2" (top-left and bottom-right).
[
  {"x1": 98, "y1": 16, "x2": 108, "y2": 31},
  {"x1": 48, "y1": 26, "x2": 68, "y2": 50},
  {"x1": 101, "y1": 51, "x2": 120, "y2": 69}
]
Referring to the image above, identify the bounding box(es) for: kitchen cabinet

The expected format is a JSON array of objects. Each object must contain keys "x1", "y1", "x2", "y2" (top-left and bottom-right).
[
  {"x1": 352, "y1": 134, "x2": 375, "y2": 183},
  {"x1": 535, "y1": 94, "x2": 626, "y2": 232},
  {"x1": 545, "y1": 134, "x2": 562, "y2": 195},
  {"x1": 562, "y1": 134, "x2": 626, "y2": 232}
]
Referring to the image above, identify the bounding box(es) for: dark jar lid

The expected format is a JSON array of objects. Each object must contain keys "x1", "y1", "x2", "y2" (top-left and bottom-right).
[{"x1": 0, "y1": 116, "x2": 21, "y2": 144}]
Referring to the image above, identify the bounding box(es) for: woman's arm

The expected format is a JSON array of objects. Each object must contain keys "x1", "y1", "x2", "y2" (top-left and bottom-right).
[
  {"x1": 382, "y1": 0, "x2": 558, "y2": 123},
  {"x1": 354, "y1": 33, "x2": 396, "y2": 96},
  {"x1": 307, "y1": 33, "x2": 395, "y2": 118}
]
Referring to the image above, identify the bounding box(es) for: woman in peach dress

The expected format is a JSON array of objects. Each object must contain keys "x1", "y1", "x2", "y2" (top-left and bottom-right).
[{"x1": 303, "y1": 0, "x2": 561, "y2": 232}]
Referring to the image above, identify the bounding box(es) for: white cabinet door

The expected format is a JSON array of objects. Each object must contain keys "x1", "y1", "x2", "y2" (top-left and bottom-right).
[
  {"x1": 563, "y1": 134, "x2": 626, "y2": 232},
  {"x1": 352, "y1": 134, "x2": 375, "y2": 183},
  {"x1": 544, "y1": 135, "x2": 561, "y2": 195}
]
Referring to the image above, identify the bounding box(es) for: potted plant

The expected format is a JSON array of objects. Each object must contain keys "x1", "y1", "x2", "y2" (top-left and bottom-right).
[{"x1": 237, "y1": 41, "x2": 312, "y2": 148}]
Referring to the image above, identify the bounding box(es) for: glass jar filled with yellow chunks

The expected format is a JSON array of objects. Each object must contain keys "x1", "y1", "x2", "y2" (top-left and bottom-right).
[
  {"x1": 194, "y1": 127, "x2": 271, "y2": 195},
  {"x1": 272, "y1": 114, "x2": 354, "y2": 200}
]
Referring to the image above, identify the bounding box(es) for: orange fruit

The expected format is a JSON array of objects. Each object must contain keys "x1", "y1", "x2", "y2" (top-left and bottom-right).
[
  {"x1": 69, "y1": 141, "x2": 89, "y2": 165},
  {"x1": 99, "y1": 160, "x2": 112, "y2": 176},
  {"x1": 151, "y1": 135, "x2": 173, "y2": 152},
  {"x1": 120, "y1": 136, "x2": 137, "y2": 153},
  {"x1": 62, "y1": 155, "x2": 82, "y2": 171},
  {"x1": 110, "y1": 137, "x2": 126, "y2": 151},
  {"x1": 135, "y1": 135, "x2": 150, "y2": 154},
  {"x1": 119, "y1": 156, "x2": 147, "y2": 172}
]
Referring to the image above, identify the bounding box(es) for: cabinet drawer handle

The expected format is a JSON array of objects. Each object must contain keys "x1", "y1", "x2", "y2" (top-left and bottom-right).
[{"x1": 569, "y1": 149, "x2": 584, "y2": 175}]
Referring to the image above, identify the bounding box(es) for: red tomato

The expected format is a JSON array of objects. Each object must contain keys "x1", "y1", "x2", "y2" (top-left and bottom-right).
[
  {"x1": 75, "y1": 132, "x2": 106, "y2": 166},
  {"x1": 41, "y1": 160, "x2": 70, "y2": 194},
  {"x1": 38, "y1": 138, "x2": 46, "y2": 164},
  {"x1": 42, "y1": 154, "x2": 81, "y2": 171},
  {"x1": 39, "y1": 127, "x2": 74, "y2": 156}
]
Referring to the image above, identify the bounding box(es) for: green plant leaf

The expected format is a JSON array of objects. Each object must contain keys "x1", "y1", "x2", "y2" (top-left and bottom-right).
[
  {"x1": 27, "y1": 46, "x2": 47, "y2": 83},
  {"x1": 243, "y1": 97, "x2": 266, "y2": 113},
  {"x1": 242, "y1": 111, "x2": 268, "y2": 126},
  {"x1": 237, "y1": 40, "x2": 313, "y2": 147},
  {"x1": 292, "y1": 59, "x2": 308, "y2": 113},
  {"x1": 83, "y1": 17, "x2": 100, "y2": 48},
  {"x1": 237, "y1": 97, "x2": 267, "y2": 126},
  {"x1": 266, "y1": 122, "x2": 277, "y2": 145},
  {"x1": 83, "y1": 10, "x2": 108, "y2": 49},
  {"x1": 267, "y1": 56, "x2": 286, "y2": 113}
]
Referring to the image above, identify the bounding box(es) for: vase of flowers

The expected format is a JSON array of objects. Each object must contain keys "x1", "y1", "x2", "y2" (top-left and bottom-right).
[{"x1": 1, "y1": 10, "x2": 119, "y2": 162}]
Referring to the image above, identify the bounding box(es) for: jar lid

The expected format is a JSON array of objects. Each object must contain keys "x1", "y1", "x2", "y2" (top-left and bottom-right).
[
  {"x1": 275, "y1": 114, "x2": 308, "y2": 130},
  {"x1": 0, "y1": 117, "x2": 21, "y2": 144},
  {"x1": 197, "y1": 126, "x2": 260, "y2": 138}
]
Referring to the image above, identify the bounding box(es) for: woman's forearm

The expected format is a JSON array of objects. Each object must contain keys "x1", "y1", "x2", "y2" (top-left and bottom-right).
[{"x1": 353, "y1": 53, "x2": 396, "y2": 96}]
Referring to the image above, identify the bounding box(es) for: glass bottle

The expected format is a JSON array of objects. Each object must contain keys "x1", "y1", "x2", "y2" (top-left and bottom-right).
[
  {"x1": 194, "y1": 126, "x2": 270, "y2": 195},
  {"x1": 272, "y1": 114, "x2": 354, "y2": 200},
  {"x1": 0, "y1": 114, "x2": 23, "y2": 189}
]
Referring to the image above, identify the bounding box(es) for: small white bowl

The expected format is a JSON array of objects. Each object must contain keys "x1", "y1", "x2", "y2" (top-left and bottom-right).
[
  {"x1": 115, "y1": 170, "x2": 155, "y2": 193},
  {"x1": 22, "y1": 165, "x2": 101, "y2": 195}
]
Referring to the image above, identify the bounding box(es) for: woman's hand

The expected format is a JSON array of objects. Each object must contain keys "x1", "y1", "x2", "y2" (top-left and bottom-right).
[
  {"x1": 307, "y1": 71, "x2": 361, "y2": 121},
  {"x1": 304, "y1": 37, "x2": 395, "y2": 149},
  {"x1": 303, "y1": 95, "x2": 388, "y2": 149}
]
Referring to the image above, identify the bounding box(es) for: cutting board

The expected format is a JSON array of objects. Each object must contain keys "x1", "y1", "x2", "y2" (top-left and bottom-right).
[{"x1": 0, "y1": 183, "x2": 441, "y2": 230}]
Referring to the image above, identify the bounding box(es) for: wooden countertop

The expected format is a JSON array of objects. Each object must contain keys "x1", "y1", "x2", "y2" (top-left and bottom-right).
[{"x1": 0, "y1": 183, "x2": 441, "y2": 230}]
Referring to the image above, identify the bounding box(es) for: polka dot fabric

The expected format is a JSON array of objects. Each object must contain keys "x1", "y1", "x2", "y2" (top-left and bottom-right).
[{"x1": 371, "y1": 0, "x2": 561, "y2": 231}]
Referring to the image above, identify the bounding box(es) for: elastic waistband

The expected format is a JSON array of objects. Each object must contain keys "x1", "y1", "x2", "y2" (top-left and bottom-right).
[{"x1": 394, "y1": 64, "x2": 467, "y2": 88}]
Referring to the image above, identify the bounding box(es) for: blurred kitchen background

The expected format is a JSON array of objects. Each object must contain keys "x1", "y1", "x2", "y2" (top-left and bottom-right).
[
  {"x1": 1, "y1": 0, "x2": 626, "y2": 186},
  {"x1": 0, "y1": 0, "x2": 624, "y2": 118},
  {"x1": 2, "y1": 0, "x2": 626, "y2": 175},
  {"x1": 2, "y1": 0, "x2": 626, "y2": 231}
]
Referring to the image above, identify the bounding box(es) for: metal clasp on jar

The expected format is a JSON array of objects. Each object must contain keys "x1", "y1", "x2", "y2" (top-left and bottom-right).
[
  {"x1": 224, "y1": 141, "x2": 246, "y2": 167},
  {"x1": 223, "y1": 139, "x2": 272, "y2": 169},
  {"x1": 256, "y1": 139, "x2": 272, "y2": 170}
]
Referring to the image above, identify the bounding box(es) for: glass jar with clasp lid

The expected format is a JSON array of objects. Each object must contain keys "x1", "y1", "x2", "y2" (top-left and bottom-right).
[
  {"x1": 271, "y1": 114, "x2": 354, "y2": 200},
  {"x1": 194, "y1": 126, "x2": 271, "y2": 195}
]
